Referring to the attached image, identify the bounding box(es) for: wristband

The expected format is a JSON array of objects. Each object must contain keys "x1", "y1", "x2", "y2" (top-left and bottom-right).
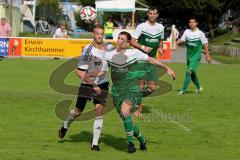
[{"x1": 141, "y1": 45, "x2": 145, "y2": 50}]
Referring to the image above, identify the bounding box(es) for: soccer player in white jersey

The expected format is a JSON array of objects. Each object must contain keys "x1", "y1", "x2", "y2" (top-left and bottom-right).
[
  {"x1": 177, "y1": 17, "x2": 212, "y2": 95},
  {"x1": 58, "y1": 26, "x2": 111, "y2": 151},
  {"x1": 86, "y1": 31, "x2": 176, "y2": 153},
  {"x1": 131, "y1": 6, "x2": 165, "y2": 116}
]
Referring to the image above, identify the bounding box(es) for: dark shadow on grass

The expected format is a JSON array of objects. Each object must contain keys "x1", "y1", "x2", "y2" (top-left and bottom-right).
[
  {"x1": 57, "y1": 131, "x2": 127, "y2": 152},
  {"x1": 175, "y1": 89, "x2": 194, "y2": 94},
  {"x1": 140, "y1": 105, "x2": 152, "y2": 113},
  {"x1": 58, "y1": 130, "x2": 161, "y2": 152}
]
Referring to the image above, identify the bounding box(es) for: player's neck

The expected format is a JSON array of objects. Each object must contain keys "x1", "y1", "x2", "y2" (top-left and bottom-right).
[
  {"x1": 116, "y1": 48, "x2": 126, "y2": 53},
  {"x1": 147, "y1": 20, "x2": 156, "y2": 26},
  {"x1": 93, "y1": 41, "x2": 105, "y2": 51},
  {"x1": 190, "y1": 27, "x2": 198, "y2": 32}
]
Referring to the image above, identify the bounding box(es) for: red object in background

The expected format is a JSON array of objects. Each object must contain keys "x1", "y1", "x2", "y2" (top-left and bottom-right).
[
  {"x1": 8, "y1": 38, "x2": 22, "y2": 56},
  {"x1": 157, "y1": 41, "x2": 171, "y2": 61}
]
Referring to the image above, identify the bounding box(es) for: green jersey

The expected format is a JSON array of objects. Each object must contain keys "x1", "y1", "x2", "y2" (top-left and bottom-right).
[
  {"x1": 102, "y1": 48, "x2": 149, "y2": 109},
  {"x1": 132, "y1": 21, "x2": 164, "y2": 57},
  {"x1": 181, "y1": 28, "x2": 208, "y2": 61}
]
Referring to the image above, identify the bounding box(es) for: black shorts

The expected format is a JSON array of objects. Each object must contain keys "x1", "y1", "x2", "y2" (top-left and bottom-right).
[{"x1": 76, "y1": 82, "x2": 109, "y2": 111}]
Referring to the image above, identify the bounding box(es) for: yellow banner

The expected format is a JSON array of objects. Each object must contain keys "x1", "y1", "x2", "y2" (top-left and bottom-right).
[{"x1": 21, "y1": 38, "x2": 93, "y2": 58}]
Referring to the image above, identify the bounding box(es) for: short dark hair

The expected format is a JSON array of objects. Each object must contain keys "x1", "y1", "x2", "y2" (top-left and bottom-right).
[
  {"x1": 189, "y1": 17, "x2": 198, "y2": 23},
  {"x1": 119, "y1": 31, "x2": 131, "y2": 42},
  {"x1": 148, "y1": 6, "x2": 159, "y2": 13},
  {"x1": 93, "y1": 25, "x2": 104, "y2": 31},
  {"x1": 1, "y1": 18, "x2": 6, "y2": 21}
]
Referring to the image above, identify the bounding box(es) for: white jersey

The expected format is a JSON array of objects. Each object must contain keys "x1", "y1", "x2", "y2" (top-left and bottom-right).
[
  {"x1": 180, "y1": 28, "x2": 208, "y2": 44},
  {"x1": 78, "y1": 44, "x2": 109, "y2": 84},
  {"x1": 132, "y1": 21, "x2": 164, "y2": 40},
  {"x1": 103, "y1": 48, "x2": 149, "y2": 66},
  {"x1": 53, "y1": 28, "x2": 68, "y2": 38}
]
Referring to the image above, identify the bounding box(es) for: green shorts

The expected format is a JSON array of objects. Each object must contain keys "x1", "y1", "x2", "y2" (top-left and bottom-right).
[
  {"x1": 187, "y1": 60, "x2": 200, "y2": 72},
  {"x1": 111, "y1": 86, "x2": 142, "y2": 114},
  {"x1": 137, "y1": 61, "x2": 158, "y2": 81}
]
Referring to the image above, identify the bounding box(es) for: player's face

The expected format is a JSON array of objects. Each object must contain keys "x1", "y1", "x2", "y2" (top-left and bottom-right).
[
  {"x1": 93, "y1": 28, "x2": 104, "y2": 44},
  {"x1": 147, "y1": 9, "x2": 159, "y2": 23},
  {"x1": 189, "y1": 19, "x2": 198, "y2": 29},
  {"x1": 117, "y1": 34, "x2": 129, "y2": 50}
]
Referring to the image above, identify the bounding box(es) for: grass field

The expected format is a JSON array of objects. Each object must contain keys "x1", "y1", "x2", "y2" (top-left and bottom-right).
[{"x1": 0, "y1": 58, "x2": 240, "y2": 160}]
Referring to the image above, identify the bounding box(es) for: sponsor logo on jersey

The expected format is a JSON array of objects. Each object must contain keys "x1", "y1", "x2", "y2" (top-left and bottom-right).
[{"x1": 145, "y1": 38, "x2": 159, "y2": 43}]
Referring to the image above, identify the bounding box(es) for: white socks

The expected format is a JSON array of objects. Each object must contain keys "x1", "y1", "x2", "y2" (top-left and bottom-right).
[
  {"x1": 92, "y1": 116, "x2": 103, "y2": 146},
  {"x1": 63, "y1": 111, "x2": 75, "y2": 129}
]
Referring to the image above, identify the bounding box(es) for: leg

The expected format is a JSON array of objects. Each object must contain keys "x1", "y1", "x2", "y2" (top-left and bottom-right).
[
  {"x1": 58, "y1": 95, "x2": 87, "y2": 139},
  {"x1": 91, "y1": 82, "x2": 109, "y2": 150},
  {"x1": 91, "y1": 104, "x2": 104, "y2": 150},
  {"x1": 120, "y1": 100, "x2": 136, "y2": 153},
  {"x1": 181, "y1": 69, "x2": 192, "y2": 92},
  {"x1": 191, "y1": 71, "x2": 201, "y2": 89}
]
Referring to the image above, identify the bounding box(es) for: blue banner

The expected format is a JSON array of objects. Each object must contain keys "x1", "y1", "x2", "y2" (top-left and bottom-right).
[{"x1": 0, "y1": 38, "x2": 9, "y2": 56}]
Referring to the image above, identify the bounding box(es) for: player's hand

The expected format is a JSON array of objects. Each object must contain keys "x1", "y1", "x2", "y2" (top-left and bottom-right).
[
  {"x1": 176, "y1": 39, "x2": 183, "y2": 45},
  {"x1": 158, "y1": 48, "x2": 164, "y2": 58},
  {"x1": 167, "y1": 67, "x2": 176, "y2": 80},
  {"x1": 206, "y1": 54, "x2": 212, "y2": 63},
  {"x1": 143, "y1": 46, "x2": 153, "y2": 54},
  {"x1": 93, "y1": 86, "x2": 101, "y2": 95},
  {"x1": 84, "y1": 74, "x2": 93, "y2": 84}
]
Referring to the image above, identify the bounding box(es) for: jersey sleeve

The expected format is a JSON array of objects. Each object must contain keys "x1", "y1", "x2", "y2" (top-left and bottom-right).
[
  {"x1": 161, "y1": 25, "x2": 165, "y2": 39},
  {"x1": 77, "y1": 46, "x2": 90, "y2": 70},
  {"x1": 132, "y1": 24, "x2": 142, "y2": 39},
  {"x1": 200, "y1": 32, "x2": 208, "y2": 44},
  {"x1": 180, "y1": 30, "x2": 187, "y2": 42},
  {"x1": 135, "y1": 49, "x2": 149, "y2": 61}
]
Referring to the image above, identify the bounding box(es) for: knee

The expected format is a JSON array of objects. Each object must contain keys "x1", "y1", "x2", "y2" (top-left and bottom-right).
[
  {"x1": 148, "y1": 85, "x2": 157, "y2": 92},
  {"x1": 71, "y1": 108, "x2": 82, "y2": 118},
  {"x1": 186, "y1": 69, "x2": 193, "y2": 75},
  {"x1": 120, "y1": 107, "x2": 130, "y2": 118}
]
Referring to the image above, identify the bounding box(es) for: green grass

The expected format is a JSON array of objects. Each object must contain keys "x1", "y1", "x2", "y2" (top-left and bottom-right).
[
  {"x1": 0, "y1": 58, "x2": 240, "y2": 160},
  {"x1": 210, "y1": 32, "x2": 240, "y2": 48}
]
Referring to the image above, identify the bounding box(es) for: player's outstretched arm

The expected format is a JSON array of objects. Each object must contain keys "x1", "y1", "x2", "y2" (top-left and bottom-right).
[
  {"x1": 148, "y1": 57, "x2": 176, "y2": 80},
  {"x1": 204, "y1": 44, "x2": 212, "y2": 63}
]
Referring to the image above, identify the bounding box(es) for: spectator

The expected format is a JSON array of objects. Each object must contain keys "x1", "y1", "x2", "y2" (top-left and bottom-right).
[
  {"x1": 53, "y1": 24, "x2": 69, "y2": 38},
  {"x1": 0, "y1": 18, "x2": 11, "y2": 37},
  {"x1": 104, "y1": 17, "x2": 114, "y2": 39}
]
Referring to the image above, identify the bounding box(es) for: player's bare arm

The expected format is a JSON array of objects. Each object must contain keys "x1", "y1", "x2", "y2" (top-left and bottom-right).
[
  {"x1": 204, "y1": 44, "x2": 212, "y2": 63},
  {"x1": 148, "y1": 57, "x2": 176, "y2": 80},
  {"x1": 158, "y1": 40, "x2": 164, "y2": 57},
  {"x1": 131, "y1": 37, "x2": 153, "y2": 53}
]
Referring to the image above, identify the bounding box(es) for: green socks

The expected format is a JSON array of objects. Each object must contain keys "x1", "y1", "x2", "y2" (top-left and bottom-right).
[
  {"x1": 133, "y1": 125, "x2": 145, "y2": 144},
  {"x1": 123, "y1": 115, "x2": 134, "y2": 144},
  {"x1": 191, "y1": 71, "x2": 201, "y2": 89},
  {"x1": 182, "y1": 71, "x2": 192, "y2": 92}
]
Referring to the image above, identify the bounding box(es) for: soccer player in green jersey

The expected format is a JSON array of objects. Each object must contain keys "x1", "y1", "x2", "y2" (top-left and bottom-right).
[
  {"x1": 131, "y1": 6, "x2": 164, "y2": 115},
  {"x1": 86, "y1": 31, "x2": 176, "y2": 153},
  {"x1": 177, "y1": 17, "x2": 212, "y2": 95}
]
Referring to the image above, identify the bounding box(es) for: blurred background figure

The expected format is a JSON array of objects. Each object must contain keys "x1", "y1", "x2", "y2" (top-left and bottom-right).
[
  {"x1": 53, "y1": 23, "x2": 69, "y2": 38},
  {"x1": 0, "y1": 18, "x2": 11, "y2": 37},
  {"x1": 104, "y1": 17, "x2": 114, "y2": 39}
]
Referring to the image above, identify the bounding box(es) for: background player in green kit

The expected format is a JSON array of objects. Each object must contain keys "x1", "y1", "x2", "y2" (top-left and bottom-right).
[
  {"x1": 86, "y1": 31, "x2": 176, "y2": 153},
  {"x1": 177, "y1": 17, "x2": 212, "y2": 95},
  {"x1": 131, "y1": 6, "x2": 165, "y2": 115}
]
